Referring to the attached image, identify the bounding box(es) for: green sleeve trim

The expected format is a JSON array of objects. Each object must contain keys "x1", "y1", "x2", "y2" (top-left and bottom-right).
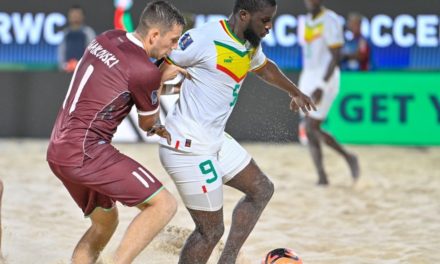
[{"x1": 165, "y1": 56, "x2": 177, "y2": 65}]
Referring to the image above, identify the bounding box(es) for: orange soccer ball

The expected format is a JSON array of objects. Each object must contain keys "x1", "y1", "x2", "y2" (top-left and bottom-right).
[{"x1": 262, "y1": 248, "x2": 303, "y2": 264}]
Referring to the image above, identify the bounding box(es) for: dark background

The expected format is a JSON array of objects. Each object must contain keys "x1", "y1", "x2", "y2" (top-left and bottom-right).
[
  {"x1": 0, "y1": 71, "x2": 300, "y2": 141},
  {"x1": 1, "y1": 0, "x2": 438, "y2": 140},
  {"x1": 2, "y1": 0, "x2": 437, "y2": 35}
]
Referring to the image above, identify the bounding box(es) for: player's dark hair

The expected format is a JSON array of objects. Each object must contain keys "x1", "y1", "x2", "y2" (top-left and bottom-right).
[
  {"x1": 233, "y1": 0, "x2": 277, "y2": 14},
  {"x1": 137, "y1": 0, "x2": 186, "y2": 36},
  {"x1": 68, "y1": 4, "x2": 85, "y2": 15}
]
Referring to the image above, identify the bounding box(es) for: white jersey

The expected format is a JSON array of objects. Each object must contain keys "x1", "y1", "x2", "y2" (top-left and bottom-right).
[
  {"x1": 301, "y1": 8, "x2": 344, "y2": 76},
  {"x1": 159, "y1": 20, "x2": 267, "y2": 154}
]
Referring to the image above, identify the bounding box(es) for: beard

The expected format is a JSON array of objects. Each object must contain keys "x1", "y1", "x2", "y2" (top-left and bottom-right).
[{"x1": 243, "y1": 26, "x2": 261, "y2": 48}]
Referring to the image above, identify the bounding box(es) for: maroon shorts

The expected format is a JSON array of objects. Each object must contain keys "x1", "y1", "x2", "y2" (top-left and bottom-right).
[{"x1": 48, "y1": 145, "x2": 163, "y2": 216}]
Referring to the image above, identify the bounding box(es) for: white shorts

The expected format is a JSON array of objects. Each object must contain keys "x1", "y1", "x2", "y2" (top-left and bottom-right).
[
  {"x1": 298, "y1": 68, "x2": 340, "y2": 120},
  {"x1": 159, "y1": 133, "x2": 251, "y2": 211}
]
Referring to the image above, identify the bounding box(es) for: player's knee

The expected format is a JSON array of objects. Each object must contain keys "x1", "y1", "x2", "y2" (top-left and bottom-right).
[
  {"x1": 198, "y1": 222, "x2": 224, "y2": 244},
  {"x1": 305, "y1": 120, "x2": 315, "y2": 135},
  {"x1": 248, "y1": 175, "x2": 273, "y2": 206},
  {"x1": 156, "y1": 190, "x2": 178, "y2": 218},
  {"x1": 92, "y1": 211, "x2": 119, "y2": 234},
  {"x1": 106, "y1": 217, "x2": 119, "y2": 233},
  {"x1": 259, "y1": 176, "x2": 274, "y2": 202},
  {"x1": 211, "y1": 223, "x2": 225, "y2": 242},
  {"x1": 305, "y1": 122, "x2": 322, "y2": 142},
  {"x1": 165, "y1": 194, "x2": 178, "y2": 218}
]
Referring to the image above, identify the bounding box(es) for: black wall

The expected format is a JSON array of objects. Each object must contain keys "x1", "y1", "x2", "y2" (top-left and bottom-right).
[
  {"x1": 1, "y1": 0, "x2": 437, "y2": 140},
  {"x1": 0, "y1": 71, "x2": 300, "y2": 141},
  {"x1": 0, "y1": 72, "x2": 70, "y2": 137}
]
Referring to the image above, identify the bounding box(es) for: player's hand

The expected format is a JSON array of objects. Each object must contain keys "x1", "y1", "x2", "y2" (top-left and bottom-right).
[
  {"x1": 312, "y1": 88, "x2": 323, "y2": 105},
  {"x1": 289, "y1": 92, "x2": 316, "y2": 115},
  {"x1": 147, "y1": 124, "x2": 171, "y2": 145},
  {"x1": 159, "y1": 63, "x2": 191, "y2": 84}
]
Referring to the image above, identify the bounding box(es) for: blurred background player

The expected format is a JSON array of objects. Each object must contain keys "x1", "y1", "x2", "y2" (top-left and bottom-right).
[
  {"x1": 47, "y1": 1, "x2": 187, "y2": 263},
  {"x1": 341, "y1": 12, "x2": 371, "y2": 71},
  {"x1": 159, "y1": 0, "x2": 315, "y2": 263},
  {"x1": 58, "y1": 5, "x2": 96, "y2": 73},
  {"x1": 298, "y1": 0, "x2": 359, "y2": 185}
]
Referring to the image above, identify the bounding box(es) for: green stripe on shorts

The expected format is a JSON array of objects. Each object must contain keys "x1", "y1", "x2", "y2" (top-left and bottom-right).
[
  {"x1": 84, "y1": 206, "x2": 115, "y2": 218},
  {"x1": 136, "y1": 186, "x2": 165, "y2": 206}
]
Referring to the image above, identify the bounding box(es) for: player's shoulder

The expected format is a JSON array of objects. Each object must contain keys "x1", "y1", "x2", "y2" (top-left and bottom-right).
[
  {"x1": 113, "y1": 31, "x2": 150, "y2": 62},
  {"x1": 187, "y1": 20, "x2": 221, "y2": 39},
  {"x1": 106, "y1": 31, "x2": 158, "y2": 74},
  {"x1": 323, "y1": 9, "x2": 341, "y2": 23},
  {"x1": 199, "y1": 20, "x2": 222, "y2": 31},
  {"x1": 82, "y1": 25, "x2": 96, "y2": 34},
  {"x1": 94, "y1": 29, "x2": 129, "y2": 52},
  {"x1": 101, "y1": 29, "x2": 126, "y2": 40},
  {"x1": 177, "y1": 21, "x2": 219, "y2": 51}
]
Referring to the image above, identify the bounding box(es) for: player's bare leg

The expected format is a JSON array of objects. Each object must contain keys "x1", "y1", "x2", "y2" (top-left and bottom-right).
[
  {"x1": 71, "y1": 207, "x2": 119, "y2": 264},
  {"x1": 179, "y1": 208, "x2": 225, "y2": 264},
  {"x1": 320, "y1": 129, "x2": 360, "y2": 180},
  {"x1": 113, "y1": 189, "x2": 177, "y2": 264},
  {"x1": 308, "y1": 116, "x2": 360, "y2": 181},
  {"x1": 346, "y1": 153, "x2": 360, "y2": 181},
  {"x1": 305, "y1": 117, "x2": 328, "y2": 185},
  {"x1": 219, "y1": 160, "x2": 274, "y2": 264}
]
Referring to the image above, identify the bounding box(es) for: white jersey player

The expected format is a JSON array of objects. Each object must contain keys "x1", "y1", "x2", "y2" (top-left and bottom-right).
[
  {"x1": 160, "y1": 20, "x2": 267, "y2": 155},
  {"x1": 157, "y1": 1, "x2": 315, "y2": 263},
  {"x1": 299, "y1": 6, "x2": 344, "y2": 119},
  {"x1": 299, "y1": 0, "x2": 359, "y2": 186}
]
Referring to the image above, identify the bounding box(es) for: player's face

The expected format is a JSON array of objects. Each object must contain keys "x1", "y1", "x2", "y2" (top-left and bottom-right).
[
  {"x1": 151, "y1": 24, "x2": 183, "y2": 59},
  {"x1": 348, "y1": 17, "x2": 362, "y2": 36},
  {"x1": 304, "y1": 0, "x2": 322, "y2": 12},
  {"x1": 68, "y1": 9, "x2": 84, "y2": 28},
  {"x1": 244, "y1": 5, "x2": 276, "y2": 48}
]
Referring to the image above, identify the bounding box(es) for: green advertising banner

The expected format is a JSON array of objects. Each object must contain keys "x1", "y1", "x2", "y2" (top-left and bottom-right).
[{"x1": 324, "y1": 72, "x2": 440, "y2": 145}]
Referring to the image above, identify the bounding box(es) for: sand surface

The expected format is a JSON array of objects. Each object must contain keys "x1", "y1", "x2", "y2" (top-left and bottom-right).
[{"x1": 0, "y1": 140, "x2": 439, "y2": 264}]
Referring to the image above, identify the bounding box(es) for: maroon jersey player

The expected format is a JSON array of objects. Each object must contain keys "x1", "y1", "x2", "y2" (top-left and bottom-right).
[{"x1": 46, "y1": 1, "x2": 187, "y2": 263}]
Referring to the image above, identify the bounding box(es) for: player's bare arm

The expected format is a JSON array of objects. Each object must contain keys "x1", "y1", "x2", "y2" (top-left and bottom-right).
[
  {"x1": 138, "y1": 112, "x2": 171, "y2": 144},
  {"x1": 254, "y1": 59, "x2": 316, "y2": 114},
  {"x1": 158, "y1": 62, "x2": 189, "y2": 95},
  {"x1": 323, "y1": 47, "x2": 341, "y2": 82},
  {"x1": 314, "y1": 46, "x2": 341, "y2": 104},
  {"x1": 159, "y1": 61, "x2": 190, "y2": 83}
]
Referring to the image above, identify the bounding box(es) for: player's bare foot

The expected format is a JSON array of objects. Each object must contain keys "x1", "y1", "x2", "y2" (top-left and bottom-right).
[
  {"x1": 347, "y1": 153, "x2": 360, "y2": 181},
  {"x1": 316, "y1": 175, "x2": 329, "y2": 186},
  {"x1": 316, "y1": 180, "x2": 329, "y2": 186}
]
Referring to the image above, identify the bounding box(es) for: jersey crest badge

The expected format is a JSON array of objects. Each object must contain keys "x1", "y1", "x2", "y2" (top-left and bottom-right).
[{"x1": 179, "y1": 33, "x2": 194, "y2": 50}]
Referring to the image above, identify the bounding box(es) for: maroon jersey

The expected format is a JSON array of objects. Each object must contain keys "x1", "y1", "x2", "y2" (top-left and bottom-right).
[{"x1": 47, "y1": 30, "x2": 161, "y2": 166}]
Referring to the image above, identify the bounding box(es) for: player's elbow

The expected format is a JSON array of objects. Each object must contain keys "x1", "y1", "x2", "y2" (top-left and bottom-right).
[{"x1": 138, "y1": 114, "x2": 158, "y2": 132}]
